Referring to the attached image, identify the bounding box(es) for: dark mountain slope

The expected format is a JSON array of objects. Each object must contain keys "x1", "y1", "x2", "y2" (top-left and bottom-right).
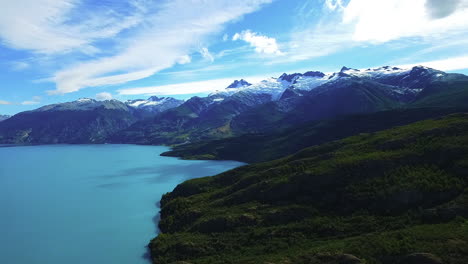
[
  {"x1": 0, "y1": 100, "x2": 137, "y2": 144},
  {"x1": 162, "y1": 107, "x2": 466, "y2": 163},
  {"x1": 150, "y1": 113, "x2": 468, "y2": 264}
]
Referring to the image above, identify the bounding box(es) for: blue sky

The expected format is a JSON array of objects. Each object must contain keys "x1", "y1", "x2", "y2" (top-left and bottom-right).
[{"x1": 1, "y1": 0, "x2": 468, "y2": 115}]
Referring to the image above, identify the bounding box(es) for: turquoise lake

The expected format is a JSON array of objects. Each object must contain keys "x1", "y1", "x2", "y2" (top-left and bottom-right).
[{"x1": 0, "y1": 144, "x2": 243, "y2": 264}]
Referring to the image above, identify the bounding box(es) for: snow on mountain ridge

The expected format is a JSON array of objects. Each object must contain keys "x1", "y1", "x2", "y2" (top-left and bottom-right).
[
  {"x1": 125, "y1": 96, "x2": 184, "y2": 113},
  {"x1": 213, "y1": 65, "x2": 448, "y2": 103}
]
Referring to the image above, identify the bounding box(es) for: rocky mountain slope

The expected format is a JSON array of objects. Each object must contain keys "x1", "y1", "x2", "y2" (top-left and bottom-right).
[{"x1": 150, "y1": 113, "x2": 468, "y2": 264}]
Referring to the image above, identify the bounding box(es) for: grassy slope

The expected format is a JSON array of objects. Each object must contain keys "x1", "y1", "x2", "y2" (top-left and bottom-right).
[
  {"x1": 150, "y1": 113, "x2": 468, "y2": 264},
  {"x1": 161, "y1": 107, "x2": 466, "y2": 163}
]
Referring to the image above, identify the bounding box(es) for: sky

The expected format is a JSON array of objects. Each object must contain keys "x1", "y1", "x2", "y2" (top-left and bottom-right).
[{"x1": 1, "y1": 0, "x2": 468, "y2": 115}]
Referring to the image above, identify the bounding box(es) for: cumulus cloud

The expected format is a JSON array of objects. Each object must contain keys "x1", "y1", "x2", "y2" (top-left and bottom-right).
[
  {"x1": 95, "y1": 92, "x2": 113, "y2": 101},
  {"x1": 232, "y1": 30, "x2": 283, "y2": 55},
  {"x1": 21, "y1": 96, "x2": 41, "y2": 105},
  {"x1": 42, "y1": 0, "x2": 272, "y2": 94}
]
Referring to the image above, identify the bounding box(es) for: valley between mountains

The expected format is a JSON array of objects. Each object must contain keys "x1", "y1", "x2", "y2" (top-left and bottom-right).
[{"x1": 2, "y1": 65, "x2": 468, "y2": 264}]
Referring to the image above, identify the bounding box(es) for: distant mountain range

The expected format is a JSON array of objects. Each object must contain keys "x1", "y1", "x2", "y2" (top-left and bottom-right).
[
  {"x1": 1, "y1": 65, "x2": 467, "y2": 144},
  {"x1": 0, "y1": 96, "x2": 182, "y2": 144}
]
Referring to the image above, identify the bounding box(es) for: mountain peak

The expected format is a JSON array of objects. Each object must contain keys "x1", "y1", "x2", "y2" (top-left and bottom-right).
[
  {"x1": 340, "y1": 66, "x2": 351, "y2": 72},
  {"x1": 227, "y1": 79, "x2": 252, "y2": 89},
  {"x1": 279, "y1": 73, "x2": 303, "y2": 82}
]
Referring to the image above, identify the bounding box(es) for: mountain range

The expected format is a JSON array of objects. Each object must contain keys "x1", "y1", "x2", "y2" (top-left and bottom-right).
[{"x1": 1, "y1": 65, "x2": 467, "y2": 146}]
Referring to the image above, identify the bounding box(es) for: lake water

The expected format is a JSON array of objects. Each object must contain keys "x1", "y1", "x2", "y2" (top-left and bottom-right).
[{"x1": 0, "y1": 145, "x2": 243, "y2": 264}]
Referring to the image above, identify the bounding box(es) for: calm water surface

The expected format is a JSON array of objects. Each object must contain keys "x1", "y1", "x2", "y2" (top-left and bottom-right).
[{"x1": 0, "y1": 145, "x2": 243, "y2": 264}]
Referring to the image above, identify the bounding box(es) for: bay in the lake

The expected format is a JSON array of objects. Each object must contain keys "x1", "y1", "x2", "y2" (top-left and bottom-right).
[{"x1": 0, "y1": 144, "x2": 243, "y2": 264}]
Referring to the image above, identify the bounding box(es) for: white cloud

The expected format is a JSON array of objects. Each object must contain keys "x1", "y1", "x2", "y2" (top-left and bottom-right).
[
  {"x1": 118, "y1": 75, "x2": 267, "y2": 96},
  {"x1": 200, "y1": 47, "x2": 215, "y2": 62},
  {"x1": 233, "y1": 30, "x2": 283, "y2": 55},
  {"x1": 222, "y1": 33, "x2": 229, "y2": 41},
  {"x1": 396, "y1": 55, "x2": 468, "y2": 71},
  {"x1": 177, "y1": 55, "x2": 192, "y2": 65},
  {"x1": 342, "y1": 0, "x2": 468, "y2": 43},
  {"x1": 277, "y1": 0, "x2": 468, "y2": 64},
  {"x1": 43, "y1": 0, "x2": 272, "y2": 94},
  {"x1": 95, "y1": 92, "x2": 113, "y2": 101},
  {"x1": 324, "y1": 0, "x2": 344, "y2": 11},
  {"x1": 21, "y1": 96, "x2": 41, "y2": 105},
  {"x1": 0, "y1": 0, "x2": 144, "y2": 54},
  {"x1": 0, "y1": 100, "x2": 12, "y2": 105}
]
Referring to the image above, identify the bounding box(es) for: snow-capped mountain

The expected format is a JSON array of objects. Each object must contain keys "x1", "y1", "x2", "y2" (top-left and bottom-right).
[
  {"x1": 337, "y1": 65, "x2": 450, "y2": 89},
  {"x1": 211, "y1": 77, "x2": 291, "y2": 101},
  {"x1": 33, "y1": 98, "x2": 130, "y2": 112},
  {"x1": 210, "y1": 65, "x2": 463, "y2": 105},
  {"x1": 125, "y1": 96, "x2": 184, "y2": 113}
]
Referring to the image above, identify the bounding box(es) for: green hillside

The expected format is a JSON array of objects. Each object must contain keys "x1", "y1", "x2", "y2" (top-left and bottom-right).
[{"x1": 150, "y1": 113, "x2": 468, "y2": 264}]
